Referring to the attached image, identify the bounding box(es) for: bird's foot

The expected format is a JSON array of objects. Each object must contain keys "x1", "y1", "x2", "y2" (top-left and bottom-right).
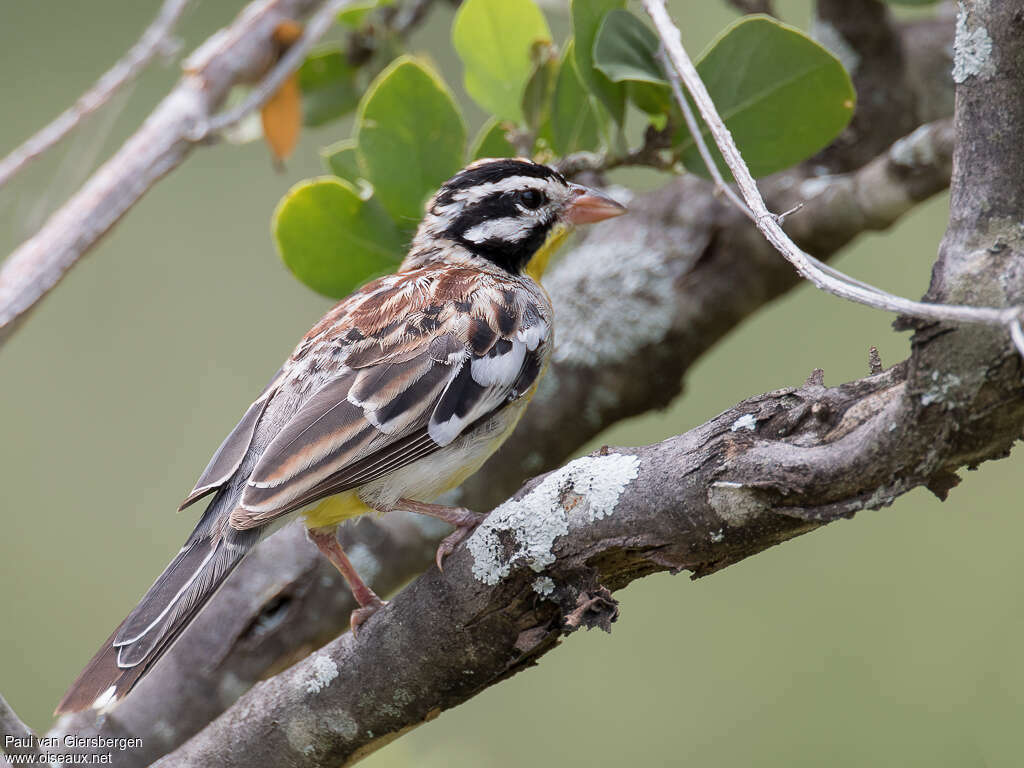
[
  {"x1": 433, "y1": 508, "x2": 487, "y2": 572},
  {"x1": 350, "y1": 597, "x2": 388, "y2": 636},
  {"x1": 396, "y1": 499, "x2": 487, "y2": 571}
]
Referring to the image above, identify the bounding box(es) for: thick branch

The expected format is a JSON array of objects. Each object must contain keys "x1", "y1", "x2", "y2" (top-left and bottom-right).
[{"x1": 156, "y1": 349, "x2": 1024, "y2": 766}]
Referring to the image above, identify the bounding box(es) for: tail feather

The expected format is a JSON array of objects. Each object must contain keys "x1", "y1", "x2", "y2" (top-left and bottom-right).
[{"x1": 55, "y1": 531, "x2": 257, "y2": 715}]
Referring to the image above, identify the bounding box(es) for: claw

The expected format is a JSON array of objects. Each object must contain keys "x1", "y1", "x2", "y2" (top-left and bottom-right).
[
  {"x1": 433, "y1": 510, "x2": 486, "y2": 572},
  {"x1": 350, "y1": 598, "x2": 388, "y2": 636}
]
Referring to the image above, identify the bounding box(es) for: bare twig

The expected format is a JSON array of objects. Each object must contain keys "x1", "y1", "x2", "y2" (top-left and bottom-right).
[
  {"x1": 642, "y1": 0, "x2": 1024, "y2": 345},
  {"x1": 0, "y1": 693, "x2": 40, "y2": 761},
  {"x1": 0, "y1": 0, "x2": 189, "y2": 191},
  {"x1": 0, "y1": 0, "x2": 349, "y2": 347},
  {"x1": 194, "y1": 0, "x2": 352, "y2": 139}
]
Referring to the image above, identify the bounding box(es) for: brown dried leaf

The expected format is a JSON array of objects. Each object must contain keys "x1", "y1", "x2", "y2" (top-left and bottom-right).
[{"x1": 261, "y1": 72, "x2": 301, "y2": 164}]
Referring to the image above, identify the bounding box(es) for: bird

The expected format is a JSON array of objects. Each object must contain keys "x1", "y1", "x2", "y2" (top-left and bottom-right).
[{"x1": 55, "y1": 157, "x2": 626, "y2": 715}]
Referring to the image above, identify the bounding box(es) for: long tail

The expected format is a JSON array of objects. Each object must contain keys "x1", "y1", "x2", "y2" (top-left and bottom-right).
[{"x1": 55, "y1": 526, "x2": 259, "y2": 714}]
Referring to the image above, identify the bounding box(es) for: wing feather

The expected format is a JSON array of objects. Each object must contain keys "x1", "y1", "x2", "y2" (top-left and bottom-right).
[
  {"x1": 229, "y1": 284, "x2": 550, "y2": 531},
  {"x1": 178, "y1": 368, "x2": 284, "y2": 511}
]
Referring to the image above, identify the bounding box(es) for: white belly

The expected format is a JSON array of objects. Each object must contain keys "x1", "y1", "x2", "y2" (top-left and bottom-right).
[{"x1": 356, "y1": 395, "x2": 531, "y2": 510}]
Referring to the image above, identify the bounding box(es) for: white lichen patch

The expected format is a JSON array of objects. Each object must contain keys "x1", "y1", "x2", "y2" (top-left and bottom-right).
[
  {"x1": 546, "y1": 229, "x2": 679, "y2": 366},
  {"x1": 305, "y1": 655, "x2": 339, "y2": 694},
  {"x1": 533, "y1": 576, "x2": 556, "y2": 596},
  {"x1": 730, "y1": 414, "x2": 757, "y2": 432},
  {"x1": 920, "y1": 370, "x2": 963, "y2": 407},
  {"x1": 468, "y1": 453, "x2": 641, "y2": 585},
  {"x1": 811, "y1": 19, "x2": 861, "y2": 75},
  {"x1": 953, "y1": 1, "x2": 996, "y2": 83},
  {"x1": 707, "y1": 481, "x2": 769, "y2": 527}
]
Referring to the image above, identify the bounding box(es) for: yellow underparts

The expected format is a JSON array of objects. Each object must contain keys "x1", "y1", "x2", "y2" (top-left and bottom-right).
[
  {"x1": 525, "y1": 221, "x2": 571, "y2": 281},
  {"x1": 303, "y1": 490, "x2": 372, "y2": 529}
]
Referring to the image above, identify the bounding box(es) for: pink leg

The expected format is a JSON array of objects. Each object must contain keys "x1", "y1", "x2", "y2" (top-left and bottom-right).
[
  {"x1": 308, "y1": 526, "x2": 386, "y2": 633},
  {"x1": 397, "y1": 498, "x2": 487, "y2": 571}
]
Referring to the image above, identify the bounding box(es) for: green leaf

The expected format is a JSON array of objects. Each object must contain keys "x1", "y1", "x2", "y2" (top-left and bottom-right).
[
  {"x1": 550, "y1": 40, "x2": 600, "y2": 155},
  {"x1": 679, "y1": 16, "x2": 856, "y2": 179},
  {"x1": 298, "y1": 46, "x2": 360, "y2": 126},
  {"x1": 627, "y1": 81, "x2": 672, "y2": 115},
  {"x1": 273, "y1": 177, "x2": 404, "y2": 299},
  {"x1": 337, "y1": 0, "x2": 382, "y2": 27},
  {"x1": 571, "y1": 0, "x2": 626, "y2": 124},
  {"x1": 593, "y1": 10, "x2": 664, "y2": 85},
  {"x1": 470, "y1": 118, "x2": 516, "y2": 160},
  {"x1": 453, "y1": 0, "x2": 552, "y2": 122},
  {"x1": 354, "y1": 56, "x2": 466, "y2": 226},
  {"x1": 320, "y1": 139, "x2": 362, "y2": 184},
  {"x1": 521, "y1": 41, "x2": 559, "y2": 132}
]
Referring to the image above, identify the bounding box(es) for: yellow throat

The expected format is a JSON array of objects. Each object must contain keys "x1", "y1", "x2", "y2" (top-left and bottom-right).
[{"x1": 525, "y1": 221, "x2": 571, "y2": 281}]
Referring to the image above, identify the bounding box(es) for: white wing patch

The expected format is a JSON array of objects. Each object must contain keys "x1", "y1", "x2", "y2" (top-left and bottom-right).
[
  {"x1": 471, "y1": 340, "x2": 526, "y2": 387},
  {"x1": 517, "y1": 318, "x2": 547, "y2": 351}
]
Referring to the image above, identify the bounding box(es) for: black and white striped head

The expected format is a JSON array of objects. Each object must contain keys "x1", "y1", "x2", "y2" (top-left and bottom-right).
[{"x1": 409, "y1": 158, "x2": 625, "y2": 276}]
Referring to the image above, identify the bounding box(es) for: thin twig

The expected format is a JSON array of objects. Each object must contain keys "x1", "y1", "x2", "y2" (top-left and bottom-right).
[
  {"x1": 0, "y1": 693, "x2": 41, "y2": 760},
  {"x1": 193, "y1": 0, "x2": 353, "y2": 140},
  {"x1": 0, "y1": 0, "x2": 349, "y2": 347},
  {"x1": 0, "y1": 0, "x2": 189, "y2": 190},
  {"x1": 642, "y1": 0, "x2": 1024, "y2": 340},
  {"x1": 655, "y1": 46, "x2": 749, "y2": 215}
]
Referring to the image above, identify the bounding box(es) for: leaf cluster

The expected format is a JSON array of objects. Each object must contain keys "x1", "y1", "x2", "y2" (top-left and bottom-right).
[{"x1": 273, "y1": 0, "x2": 857, "y2": 298}]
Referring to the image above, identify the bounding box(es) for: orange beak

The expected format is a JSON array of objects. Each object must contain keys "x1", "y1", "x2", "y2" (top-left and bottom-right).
[{"x1": 565, "y1": 184, "x2": 627, "y2": 225}]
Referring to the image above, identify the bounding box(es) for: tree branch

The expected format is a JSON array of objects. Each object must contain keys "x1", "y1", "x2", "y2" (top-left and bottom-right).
[
  {"x1": 0, "y1": 694, "x2": 40, "y2": 761},
  {"x1": 643, "y1": 0, "x2": 1024, "y2": 345},
  {"x1": 0, "y1": 0, "x2": 189, "y2": 191},
  {"x1": 0, "y1": 0, "x2": 346, "y2": 347},
  {"x1": 154, "y1": 340, "x2": 1024, "y2": 766}
]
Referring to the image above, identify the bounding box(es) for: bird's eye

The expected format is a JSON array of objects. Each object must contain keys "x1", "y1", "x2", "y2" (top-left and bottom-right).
[{"x1": 517, "y1": 189, "x2": 545, "y2": 209}]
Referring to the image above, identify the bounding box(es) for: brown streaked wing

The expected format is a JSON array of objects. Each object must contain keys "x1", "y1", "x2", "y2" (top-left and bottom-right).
[{"x1": 229, "y1": 279, "x2": 549, "y2": 531}]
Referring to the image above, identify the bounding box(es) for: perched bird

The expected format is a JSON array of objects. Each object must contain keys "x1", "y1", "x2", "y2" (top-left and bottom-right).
[{"x1": 55, "y1": 158, "x2": 625, "y2": 715}]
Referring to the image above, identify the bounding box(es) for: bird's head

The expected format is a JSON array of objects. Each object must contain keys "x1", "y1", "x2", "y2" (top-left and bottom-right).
[{"x1": 407, "y1": 158, "x2": 626, "y2": 279}]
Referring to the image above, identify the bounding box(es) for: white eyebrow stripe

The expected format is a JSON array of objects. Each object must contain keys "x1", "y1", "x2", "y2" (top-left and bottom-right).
[
  {"x1": 462, "y1": 217, "x2": 530, "y2": 243},
  {"x1": 453, "y1": 176, "x2": 551, "y2": 204}
]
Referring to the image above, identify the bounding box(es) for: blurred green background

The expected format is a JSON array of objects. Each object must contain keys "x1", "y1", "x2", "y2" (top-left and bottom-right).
[{"x1": 2, "y1": 1, "x2": 1021, "y2": 766}]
